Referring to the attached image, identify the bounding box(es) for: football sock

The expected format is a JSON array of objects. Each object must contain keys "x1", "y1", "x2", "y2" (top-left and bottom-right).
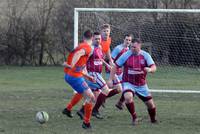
[
  {"x1": 84, "y1": 102, "x2": 93, "y2": 124},
  {"x1": 107, "y1": 89, "x2": 120, "y2": 98},
  {"x1": 126, "y1": 102, "x2": 137, "y2": 120},
  {"x1": 66, "y1": 93, "x2": 83, "y2": 111},
  {"x1": 93, "y1": 93, "x2": 107, "y2": 112},
  {"x1": 148, "y1": 107, "x2": 156, "y2": 122},
  {"x1": 119, "y1": 94, "x2": 125, "y2": 102}
]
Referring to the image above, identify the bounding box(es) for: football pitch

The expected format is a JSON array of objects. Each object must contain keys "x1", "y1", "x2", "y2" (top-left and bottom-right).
[{"x1": 0, "y1": 66, "x2": 200, "y2": 134}]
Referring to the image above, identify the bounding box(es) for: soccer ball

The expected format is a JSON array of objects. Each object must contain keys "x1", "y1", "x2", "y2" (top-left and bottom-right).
[{"x1": 35, "y1": 111, "x2": 49, "y2": 124}]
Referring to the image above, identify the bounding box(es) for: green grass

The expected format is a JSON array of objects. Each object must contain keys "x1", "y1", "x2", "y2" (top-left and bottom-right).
[
  {"x1": 148, "y1": 66, "x2": 200, "y2": 90},
  {"x1": 0, "y1": 66, "x2": 200, "y2": 134}
]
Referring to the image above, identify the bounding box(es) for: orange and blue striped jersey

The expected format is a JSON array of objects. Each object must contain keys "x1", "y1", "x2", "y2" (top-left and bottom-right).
[{"x1": 64, "y1": 42, "x2": 92, "y2": 77}]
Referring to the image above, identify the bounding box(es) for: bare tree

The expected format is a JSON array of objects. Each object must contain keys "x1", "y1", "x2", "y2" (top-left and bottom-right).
[{"x1": 34, "y1": 0, "x2": 56, "y2": 65}]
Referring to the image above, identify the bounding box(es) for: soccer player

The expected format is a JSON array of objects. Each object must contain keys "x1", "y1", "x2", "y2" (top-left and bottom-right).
[
  {"x1": 86, "y1": 32, "x2": 107, "y2": 98},
  {"x1": 62, "y1": 32, "x2": 93, "y2": 117},
  {"x1": 62, "y1": 30, "x2": 95, "y2": 129},
  {"x1": 110, "y1": 34, "x2": 133, "y2": 109},
  {"x1": 77, "y1": 32, "x2": 114, "y2": 120},
  {"x1": 100, "y1": 24, "x2": 114, "y2": 76},
  {"x1": 83, "y1": 24, "x2": 112, "y2": 118},
  {"x1": 108, "y1": 39, "x2": 157, "y2": 125}
]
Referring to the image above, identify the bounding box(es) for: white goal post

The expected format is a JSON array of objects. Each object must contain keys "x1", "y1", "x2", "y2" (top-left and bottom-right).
[{"x1": 73, "y1": 8, "x2": 200, "y2": 94}]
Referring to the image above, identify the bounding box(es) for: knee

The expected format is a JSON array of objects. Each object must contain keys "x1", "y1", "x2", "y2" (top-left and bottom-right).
[
  {"x1": 85, "y1": 95, "x2": 96, "y2": 104},
  {"x1": 124, "y1": 92, "x2": 134, "y2": 103},
  {"x1": 116, "y1": 84, "x2": 122, "y2": 92},
  {"x1": 101, "y1": 85, "x2": 111, "y2": 95},
  {"x1": 145, "y1": 99, "x2": 156, "y2": 109},
  {"x1": 83, "y1": 89, "x2": 96, "y2": 103}
]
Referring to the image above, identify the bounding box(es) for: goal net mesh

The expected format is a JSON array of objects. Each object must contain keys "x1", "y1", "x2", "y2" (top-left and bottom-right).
[{"x1": 77, "y1": 10, "x2": 200, "y2": 91}]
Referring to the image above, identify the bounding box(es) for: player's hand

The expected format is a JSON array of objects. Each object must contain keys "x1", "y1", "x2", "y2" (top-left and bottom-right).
[
  {"x1": 144, "y1": 67, "x2": 152, "y2": 73},
  {"x1": 109, "y1": 60, "x2": 115, "y2": 67},
  {"x1": 109, "y1": 60, "x2": 115, "y2": 66},
  {"x1": 62, "y1": 62, "x2": 71, "y2": 68},
  {"x1": 84, "y1": 74, "x2": 96, "y2": 83},
  {"x1": 89, "y1": 76, "x2": 96, "y2": 83},
  {"x1": 107, "y1": 79, "x2": 113, "y2": 88}
]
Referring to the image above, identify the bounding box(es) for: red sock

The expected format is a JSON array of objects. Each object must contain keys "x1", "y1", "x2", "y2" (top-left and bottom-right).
[
  {"x1": 119, "y1": 94, "x2": 125, "y2": 102},
  {"x1": 66, "y1": 93, "x2": 83, "y2": 111},
  {"x1": 107, "y1": 89, "x2": 120, "y2": 98},
  {"x1": 126, "y1": 102, "x2": 137, "y2": 120},
  {"x1": 84, "y1": 102, "x2": 93, "y2": 124},
  {"x1": 93, "y1": 93, "x2": 107, "y2": 112},
  {"x1": 148, "y1": 107, "x2": 156, "y2": 122}
]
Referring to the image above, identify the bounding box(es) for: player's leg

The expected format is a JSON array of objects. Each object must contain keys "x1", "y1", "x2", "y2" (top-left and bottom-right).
[
  {"x1": 91, "y1": 73, "x2": 109, "y2": 119},
  {"x1": 122, "y1": 82, "x2": 137, "y2": 125},
  {"x1": 62, "y1": 74, "x2": 84, "y2": 118},
  {"x1": 105, "y1": 72, "x2": 122, "y2": 97},
  {"x1": 106, "y1": 74, "x2": 122, "y2": 98},
  {"x1": 82, "y1": 87, "x2": 96, "y2": 129},
  {"x1": 77, "y1": 90, "x2": 100, "y2": 120},
  {"x1": 64, "y1": 92, "x2": 83, "y2": 115},
  {"x1": 145, "y1": 99, "x2": 157, "y2": 123},
  {"x1": 65, "y1": 74, "x2": 95, "y2": 129},
  {"x1": 112, "y1": 73, "x2": 125, "y2": 110},
  {"x1": 115, "y1": 93, "x2": 125, "y2": 110},
  {"x1": 135, "y1": 84, "x2": 157, "y2": 123},
  {"x1": 77, "y1": 72, "x2": 102, "y2": 120}
]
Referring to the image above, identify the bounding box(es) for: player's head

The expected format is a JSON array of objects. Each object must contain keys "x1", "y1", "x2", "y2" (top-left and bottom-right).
[
  {"x1": 92, "y1": 32, "x2": 102, "y2": 46},
  {"x1": 130, "y1": 38, "x2": 142, "y2": 55},
  {"x1": 83, "y1": 29, "x2": 93, "y2": 45},
  {"x1": 123, "y1": 34, "x2": 133, "y2": 47},
  {"x1": 83, "y1": 29, "x2": 93, "y2": 40},
  {"x1": 100, "y1": 24, "x2": 111, "y2": 40}
]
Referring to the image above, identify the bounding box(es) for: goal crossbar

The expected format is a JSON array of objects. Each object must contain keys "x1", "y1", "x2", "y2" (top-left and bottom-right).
[{"x1": 75, "y1": 8, "x2": 200, "y2": 13}]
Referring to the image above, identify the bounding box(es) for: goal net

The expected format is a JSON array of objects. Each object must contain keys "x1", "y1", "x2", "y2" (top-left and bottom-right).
[{"x1": 74, "y1": 8, "x2": 200, "y2": 93}]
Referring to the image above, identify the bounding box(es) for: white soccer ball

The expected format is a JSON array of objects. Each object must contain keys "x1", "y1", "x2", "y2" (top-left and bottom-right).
[{"x1": 35, "y1": 111, "x2": 49, "y2": 124}]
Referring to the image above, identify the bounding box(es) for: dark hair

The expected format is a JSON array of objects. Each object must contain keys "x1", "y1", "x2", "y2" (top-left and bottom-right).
[
  {"x1": 83, "y1": 30, "x2": 93, "y2": 39},
  {"x1": 93, "y1": 31, "x2": 101, "y2": 36},
  {"x1": 124, "y1": 34, "x2": 133, "y2": 39},
  {"x1": 100, "y1": 24, "x2": 111, "y2": 30},
  {"x1": 132, "y1": 38, "x2": 141, "y2": 44}
]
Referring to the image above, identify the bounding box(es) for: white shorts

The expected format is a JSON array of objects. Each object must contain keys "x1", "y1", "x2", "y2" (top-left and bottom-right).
[{"x1": 85, "y1": 72, "x2": 106, "y2": 91}]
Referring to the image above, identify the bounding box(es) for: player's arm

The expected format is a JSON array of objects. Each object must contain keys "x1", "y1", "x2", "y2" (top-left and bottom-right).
[
  {"x1": 82, "y1": 67, "x2": 96, "y2": 82},
  {"x1": 62, "y1": 62, "x2": 71, "y2": 68},
  {"x1": 106, "y1": 49, "x2": 114, "y2": 66},
  {"x1": 107, "y1": 50, "x2": 131, "y2": 87},
  {"x1": 144, "y1": 52, "x2": 157, "y2": 73},
  {"x1": 111, "y1": 46, "x2": 120, "y2": 61},
  {"x1": 101, "y1": 59, "x2": 112, "y2": 70},
  {"x1": 98, "y1": 45, "x2": 112, "y2": 70},
  {"x1": 70, "y1": 49, "x2": 86, "y2": 68},
  {"x1": 144, "y1": 64, "x2": 156, "y2": 73}
]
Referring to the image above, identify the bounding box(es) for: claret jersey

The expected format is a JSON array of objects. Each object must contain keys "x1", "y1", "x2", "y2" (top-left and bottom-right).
[
  {"x1": 115, "y1": 50, "x2": 155, "y2": 86},
  {"x1": 86, "y1": 45, "x2": 103, "y2": 73}
]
